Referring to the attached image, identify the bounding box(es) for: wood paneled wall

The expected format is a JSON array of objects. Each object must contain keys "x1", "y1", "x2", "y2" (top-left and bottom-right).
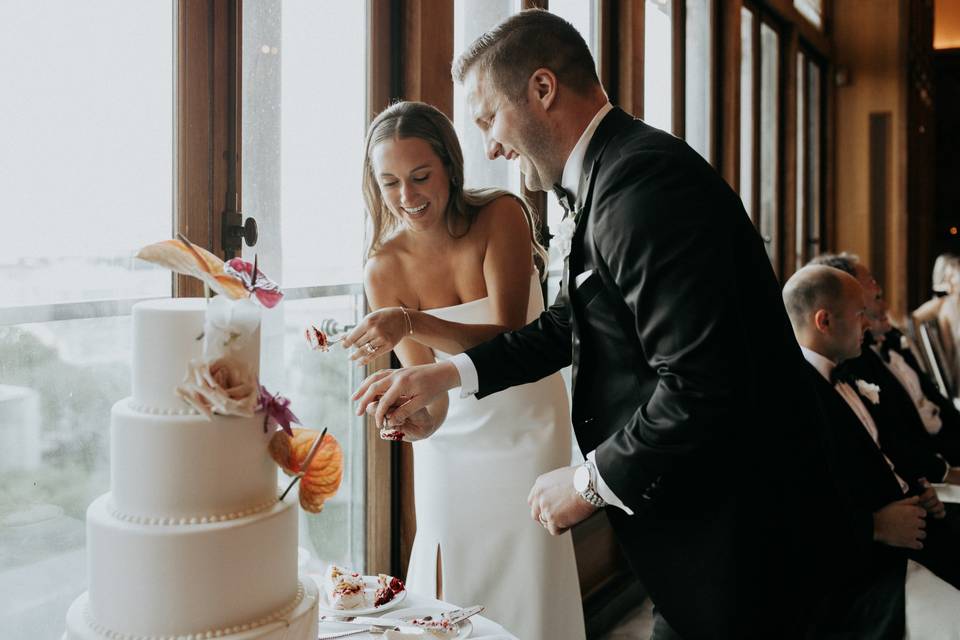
[{"x1": 832, "y1": 0, "x2": 909, "y2": 316}]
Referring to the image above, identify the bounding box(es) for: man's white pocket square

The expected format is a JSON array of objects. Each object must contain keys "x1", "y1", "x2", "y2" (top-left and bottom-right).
[{"x1": 575, "y1": 269, "x2": 594, "y2": 287}]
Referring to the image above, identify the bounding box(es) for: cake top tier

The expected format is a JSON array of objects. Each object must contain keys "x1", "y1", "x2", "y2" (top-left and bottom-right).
[{"x1": 131, "y1": 298, "x2": 261, "y2": 413}]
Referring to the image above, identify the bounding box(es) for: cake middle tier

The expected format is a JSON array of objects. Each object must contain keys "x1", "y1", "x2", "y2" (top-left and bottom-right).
[
  {"x1": 86, "y1": 492, "x2": 300, "y2": 638},
  {"x1": 111, "y1": 399, "x2": 279, "y2": 521}
]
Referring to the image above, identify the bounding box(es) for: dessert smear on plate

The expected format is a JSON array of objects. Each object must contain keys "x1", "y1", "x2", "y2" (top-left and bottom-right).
[{"x1": 375, "y1": 573, "x2": 406, "y2": 606}]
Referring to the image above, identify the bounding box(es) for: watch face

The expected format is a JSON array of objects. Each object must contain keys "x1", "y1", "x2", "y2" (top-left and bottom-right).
[{"x1": 573, "y1": 465, "x2": 590, "y2": 492}]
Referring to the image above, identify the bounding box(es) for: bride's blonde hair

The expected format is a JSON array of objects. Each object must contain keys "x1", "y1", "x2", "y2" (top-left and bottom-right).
[{"x1": 362, "y1": 101, "x2": 547, "y2": 275}]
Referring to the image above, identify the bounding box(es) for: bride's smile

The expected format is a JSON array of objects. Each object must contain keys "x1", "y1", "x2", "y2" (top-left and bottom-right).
[{"x1": 371, "y1": 136, "x2": 451, "y2": 231}]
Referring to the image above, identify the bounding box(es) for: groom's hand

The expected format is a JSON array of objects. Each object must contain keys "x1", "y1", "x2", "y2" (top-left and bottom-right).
[
  {"x1": 353, "y1": 361, "x2": 460, "y2": 427},
  {"x1": 364, "y1": 403, "x2": 438, "y2": 442},
  {"x1": 529, "y1": 466, "x2": 598, "y2": 536}
]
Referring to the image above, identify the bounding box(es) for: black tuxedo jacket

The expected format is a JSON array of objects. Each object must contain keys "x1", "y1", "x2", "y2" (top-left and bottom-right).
[
  {"x1": 802, "y1": 363, "x2": 907, "y2": 638},
  {"x1": 843, "y1": 348, "x2": 950, "y2": 484},
  {"x1": 883, "y1": 328, "x2": 960, "y2": 463},
  {"x1": 466, "y1": 109, "x2": 850, "y2": 638}
]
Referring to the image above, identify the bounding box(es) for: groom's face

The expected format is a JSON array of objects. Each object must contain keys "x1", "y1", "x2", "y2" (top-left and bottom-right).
[{"x1": 464, "y1": 68, "x2": 559, "y2": 192}]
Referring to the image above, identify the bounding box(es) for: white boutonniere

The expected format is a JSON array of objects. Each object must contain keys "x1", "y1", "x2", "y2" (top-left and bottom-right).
[
  {"x1": 854, "y1": 379, "x2": 881, "y2": 405},
  {"x1": 553, "y1": 216, "x2": 578, "y2": 260},
  {"x1": 900, "y1": 334, "x2": 910, "y2": 352}
]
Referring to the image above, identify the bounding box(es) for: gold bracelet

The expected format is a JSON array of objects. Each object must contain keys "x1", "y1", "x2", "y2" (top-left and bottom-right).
[{"x1": 400, "y1": 306, "x2": 414, "y2": 336}]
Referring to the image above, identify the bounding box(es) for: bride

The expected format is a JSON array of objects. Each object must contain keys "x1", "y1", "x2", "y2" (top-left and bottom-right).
[{"x1": 343, "y1": 101, "x2": 586, "y2": 640}]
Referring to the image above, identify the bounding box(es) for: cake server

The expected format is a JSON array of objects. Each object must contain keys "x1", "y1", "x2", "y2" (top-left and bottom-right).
[
  {"x1": 317, "y1": 624, "x2": 398, "y2": 639},
  {"x1": 442, "y1": 605, "x2": 484, "y2": 624},
  {"x1": 320, "y1": 614, "x2": 410, "y2": 627}
]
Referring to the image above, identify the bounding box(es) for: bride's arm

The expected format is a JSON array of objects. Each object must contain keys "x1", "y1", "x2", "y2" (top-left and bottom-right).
[
  {"x1": 347, "y1": 197, "x2": 535, "y2": 361},
  {"x1": 364, "y1": 265, "x2": 449, "y2": 429}
]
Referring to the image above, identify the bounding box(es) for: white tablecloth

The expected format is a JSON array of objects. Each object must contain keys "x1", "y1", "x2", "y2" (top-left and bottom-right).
[{"x1": 316, "y1": 591, "x2": 518, "y2": 639}]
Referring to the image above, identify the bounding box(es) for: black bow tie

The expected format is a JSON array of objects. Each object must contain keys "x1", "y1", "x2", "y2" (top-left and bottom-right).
[
  {"x1": 552, "y1": 183, "x2": 577, "y2": 216},
  {"x1": 878, "y1": 341, "x2": 892, "y2": 363},
  {"x1": 830, "y1": 364, "x2": 855, "y2": 386}
]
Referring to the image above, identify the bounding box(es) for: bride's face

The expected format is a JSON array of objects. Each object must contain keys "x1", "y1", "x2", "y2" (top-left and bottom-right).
[{"x1": 372, "y1": 136, "x2": 451, "y2": 232}]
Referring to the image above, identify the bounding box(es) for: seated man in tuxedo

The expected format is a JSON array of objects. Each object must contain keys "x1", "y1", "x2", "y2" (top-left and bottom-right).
[
  {"x1": 783, "y1": 265, "x2": 960, "y2": 637},
  {"x1": 810, "y1": 253, "x2": 960, "y2": 479}
]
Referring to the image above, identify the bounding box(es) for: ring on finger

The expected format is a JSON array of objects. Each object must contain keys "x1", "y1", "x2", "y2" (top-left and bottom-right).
[
  {"x1": 364, "y1": 343, "x2": 377, "y2": 354},
  {"x1": 538, "y1": 513, "x2": 548, "y2": 526}
]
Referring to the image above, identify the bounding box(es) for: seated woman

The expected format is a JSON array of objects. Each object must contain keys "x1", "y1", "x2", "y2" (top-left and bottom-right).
[
  {"x1": 913, "y1": 253, "x2": 960, "y2": 395},
  {"x1": 344, "y1": 101, "x2": 585, "y2": 640}
]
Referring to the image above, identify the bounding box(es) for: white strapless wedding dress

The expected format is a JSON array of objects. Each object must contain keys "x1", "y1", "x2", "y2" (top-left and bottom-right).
[{"x1": 406, "y1": 274, "x2": 586, "y2": 640}]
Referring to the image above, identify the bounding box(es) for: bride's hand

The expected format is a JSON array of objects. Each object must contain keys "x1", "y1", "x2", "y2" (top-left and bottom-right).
[{"x1": 342, "y1": 308, "x2": 410, "y2": 366}]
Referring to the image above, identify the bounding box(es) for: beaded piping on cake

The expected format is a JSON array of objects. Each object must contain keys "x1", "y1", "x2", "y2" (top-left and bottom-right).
[
  {"x1": 127, "y1": 398, "x2": 200, "y2": 416},
  {"x1": 107, "y1": 497, "x2": 279, "y2": 526},
  {"x1": 82, "y1": 581, "x2": 307, "y2": 640}
]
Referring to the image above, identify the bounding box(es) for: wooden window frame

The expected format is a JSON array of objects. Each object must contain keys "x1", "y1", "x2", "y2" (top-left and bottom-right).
[{"x1": 177, "y1": 0, "x2": 398, "y2": 576}]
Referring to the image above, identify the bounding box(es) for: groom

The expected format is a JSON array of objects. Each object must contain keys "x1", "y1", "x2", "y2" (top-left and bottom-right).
[{"x1": 355, "y1": 9, "x2": 852, "y2": 638}]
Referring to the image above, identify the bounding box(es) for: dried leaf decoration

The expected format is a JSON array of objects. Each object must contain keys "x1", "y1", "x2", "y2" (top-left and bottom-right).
[
  {"x1": 269, "y1": 427, "x2": 343, "y2": 513},
  {"x1": 136, "y1": 238, "x2": 248, "y2": 300}
]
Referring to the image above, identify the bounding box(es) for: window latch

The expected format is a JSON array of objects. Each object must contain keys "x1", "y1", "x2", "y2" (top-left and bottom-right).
[{"x1": 221, "y1": 209, "x2": 258, "y2": 260}]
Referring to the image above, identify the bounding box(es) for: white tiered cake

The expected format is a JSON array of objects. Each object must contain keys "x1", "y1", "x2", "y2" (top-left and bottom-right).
[{"x1": 65, "y1": 298, "x2": 319, "y2": 640}]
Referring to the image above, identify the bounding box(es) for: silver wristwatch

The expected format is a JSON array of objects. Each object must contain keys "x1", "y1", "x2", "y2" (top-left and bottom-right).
[{"x1": 573, "y1": 460, "x2": 607, "y2": 508}]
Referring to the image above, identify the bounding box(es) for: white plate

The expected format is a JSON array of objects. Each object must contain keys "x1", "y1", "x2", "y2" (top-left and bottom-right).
[
  {"x1": 315, "y1": 575, "x2": 407, "y2": 616},
  {"x1": 389, "y1": 607, "x2": 474, "y2": 639}
]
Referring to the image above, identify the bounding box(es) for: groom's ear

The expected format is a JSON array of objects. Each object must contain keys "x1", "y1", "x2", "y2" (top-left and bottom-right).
[
  {"x1": 528, "y1": 68, "x2": 558, "y2": 111},
  {"x1": 813, "y1": 309, "x2": 831, "y2": 333}
]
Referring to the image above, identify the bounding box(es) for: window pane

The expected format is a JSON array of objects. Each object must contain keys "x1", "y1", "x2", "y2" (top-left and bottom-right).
[
  {"x1": 242, "y1": 1, "x2": 367, "y2": 572},
  {"x1": 242, "y1": 1, "x2": 366, "y2": 289},
  {"x1": 794, "y1": 0, "x2": 824, "y2": 29},
  {"x1": 0, "y1": 1, "x2": 173, "y2": 308},
  {"x1": 807, "y1": 61, "x2": 822, "y2": 261},
  {"x1": 739, "y1": 8, "x2": 754, "y2": 218},
  {"x1": 454, "y1": 0, "x2": 522, "y2": 193},
  {"x1": 759, "y1": 22, "x2": 779, "y2": 267},
  {"x1": 685, "y1": 0, "x2": 713, "y2": 162},
  {"x1": 0, "y1": 3, "x2": 173, "y2": 637},
  {"x1": 644, "y1": 0, "x2": 674, "y2": 132},
  {"x1": 1, "y1": 316, "x2": 131, "y2": 638},
  {"x1": 261, "y1": 295, "x2": 367, "y2": 569}
]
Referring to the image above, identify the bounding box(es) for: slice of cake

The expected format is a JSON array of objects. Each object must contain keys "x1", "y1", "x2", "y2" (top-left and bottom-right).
[{"x1": 324, "y1": 564, "x2": 366, "y2": 609}]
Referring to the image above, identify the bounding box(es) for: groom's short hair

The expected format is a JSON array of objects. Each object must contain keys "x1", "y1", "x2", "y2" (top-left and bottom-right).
[
  {"x1": 783, "y1": 265, "x2": 849, "y2": 330},
  {"x1": 452, "y1": 8, "x2": 600, "y2": 102}
]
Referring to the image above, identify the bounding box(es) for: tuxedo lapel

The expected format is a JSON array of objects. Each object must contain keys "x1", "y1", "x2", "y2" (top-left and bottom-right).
[{"x1": 567, "y1": 108, "x2": 634, "y2": 403}]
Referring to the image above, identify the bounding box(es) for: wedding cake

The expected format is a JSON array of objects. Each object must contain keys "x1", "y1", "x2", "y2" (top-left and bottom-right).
[{"x1": 64, "y1": 297, "x2": 319, "y2": 640}]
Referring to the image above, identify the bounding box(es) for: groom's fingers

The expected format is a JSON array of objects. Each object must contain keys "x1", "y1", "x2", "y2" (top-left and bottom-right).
[
  {"x1": 353, "y1": 368, "x2": 394, "y2": 403},
  {"x1": 354, "y1": 378, "x2": 394, "y2": 417}
]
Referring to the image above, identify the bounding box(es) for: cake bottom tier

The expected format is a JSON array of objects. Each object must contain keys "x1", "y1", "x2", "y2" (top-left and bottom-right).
[
  {"x1": 64, "y1": 578, "x2": 318, "y2": 640},
  {"x1": 85, "y1": 493, "x2": 300, "y2": 636}
]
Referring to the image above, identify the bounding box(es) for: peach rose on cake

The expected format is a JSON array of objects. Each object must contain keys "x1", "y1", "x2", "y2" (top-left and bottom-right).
[{"x1": 175, "y1": 356, "x2": 258, "y2": 419}]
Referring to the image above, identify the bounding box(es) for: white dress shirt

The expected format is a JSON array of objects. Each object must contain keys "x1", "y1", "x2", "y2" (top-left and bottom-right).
[
  {"x1": 801, "y1": 346, "x2": 910, "y2": 493},
  {"x1": 873, "y1": 344, "x2": 943, "y2": 435},
  {"x1": 449, "y1": 103, "x2": 633, "y2": 513}
]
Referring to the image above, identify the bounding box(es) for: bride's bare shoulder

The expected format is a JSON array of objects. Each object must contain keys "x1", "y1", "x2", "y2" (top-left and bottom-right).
[
  {"x1": 472, "y1": 194, "x2": 532, "y2": 246},
  {"x1": 365, "y1": 236, "x2": 408, "y2": 296}
]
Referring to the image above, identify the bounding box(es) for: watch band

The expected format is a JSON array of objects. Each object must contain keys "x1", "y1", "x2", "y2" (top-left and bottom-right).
[{"x1": 578, "y1": 460, "x2": 606, "y2": 508}]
